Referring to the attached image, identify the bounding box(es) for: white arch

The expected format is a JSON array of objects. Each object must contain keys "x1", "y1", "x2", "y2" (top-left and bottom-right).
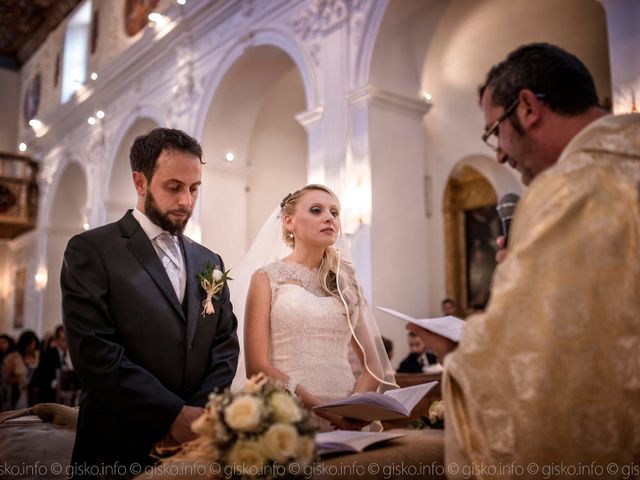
[
  {"x1": 354, "y1": 0, "x2": 389, "y2": 87},
  {"x1": 193, "y1": 27, "x2": 317, "y2": 140},
  {"x1": 452, "y1": 154, "x2": 523, "y2": 200},
  {"x1": 104, "y1": 104, "x2": 167, "y2": 194},
  {"x1": 41, "y1": 155, "x2": 90, "y2": 228}
]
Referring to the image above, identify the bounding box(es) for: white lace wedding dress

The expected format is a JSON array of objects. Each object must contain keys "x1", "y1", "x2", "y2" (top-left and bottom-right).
[{"x1": 259, "y1": 260, "x2": 356, "y2": 428}]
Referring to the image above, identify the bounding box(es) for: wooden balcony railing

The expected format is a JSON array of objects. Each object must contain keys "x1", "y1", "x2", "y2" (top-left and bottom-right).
[{"x1": 0, "y1": 152, "x2": 38, "y2": 239}]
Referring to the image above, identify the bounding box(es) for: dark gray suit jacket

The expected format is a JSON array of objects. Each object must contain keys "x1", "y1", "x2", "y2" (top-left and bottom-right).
[{"x1": 61, "y1": 210, "x2": 238, "y2": 470}]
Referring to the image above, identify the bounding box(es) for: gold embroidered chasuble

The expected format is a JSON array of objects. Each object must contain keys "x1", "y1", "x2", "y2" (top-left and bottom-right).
[{"x1": 443, "y1": 114, "x2": 640, "y2": 478}]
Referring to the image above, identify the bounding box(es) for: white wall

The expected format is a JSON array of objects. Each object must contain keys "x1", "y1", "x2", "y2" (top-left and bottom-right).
[
  {"x1": 246, "y1": 67, "x2": 307, "y2": 245},
  {"x1": 0, "y1": 68, "x2": 19, "y2": 152},
  {"x1": 44, "y1": 163, "x2": 87, "y2": 332}
]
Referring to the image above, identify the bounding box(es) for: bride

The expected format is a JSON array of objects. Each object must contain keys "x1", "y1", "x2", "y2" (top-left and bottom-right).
[{"x1": 240, "y1": 184, "x2": 396, "y2": 430}]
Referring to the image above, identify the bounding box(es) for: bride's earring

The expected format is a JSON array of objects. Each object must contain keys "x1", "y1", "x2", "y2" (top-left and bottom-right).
[{"x1": 288, "y1": 231, "x2": 294, "y2": 239}]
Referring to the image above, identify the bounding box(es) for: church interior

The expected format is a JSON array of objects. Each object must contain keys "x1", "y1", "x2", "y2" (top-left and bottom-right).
[{"x1": 0, "y1": 0, "x2": 637, "y2": 398}]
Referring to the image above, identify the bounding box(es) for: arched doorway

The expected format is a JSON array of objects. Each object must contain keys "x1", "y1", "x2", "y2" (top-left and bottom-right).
[
  {"x1": 198, "y1": 45, "x2": 308, "y2": 268},
  {"x1": 43, "y1": 162, "x2": 87, "y2": 332},
  {"x1": 368, "y1": 0, "x2": 610, "y2": 309}
]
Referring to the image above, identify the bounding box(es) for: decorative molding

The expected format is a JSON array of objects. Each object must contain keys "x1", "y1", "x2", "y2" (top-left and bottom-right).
[
  {"x1": 350, "y1": 85, "x2": 432, "y2": 117},
  {"x1": 294, "y1": 105, "x2": 325, "y2": 128},
  {"x1": 288, "y1": 0, "x2": 349, "y2": 40},
  {"x1": 168, "y1": 42, "x2": 199, "y2": 124}
]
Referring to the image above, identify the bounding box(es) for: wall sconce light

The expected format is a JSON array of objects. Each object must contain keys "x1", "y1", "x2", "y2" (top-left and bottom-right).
[{"x1": 35, "y1": 268, "x2": 48, "y2": 291}]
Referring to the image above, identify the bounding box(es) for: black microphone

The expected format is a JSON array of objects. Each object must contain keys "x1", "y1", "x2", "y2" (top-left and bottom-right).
[{"x1": 496, "y1": 193, "x2": 520, "y2": 247}]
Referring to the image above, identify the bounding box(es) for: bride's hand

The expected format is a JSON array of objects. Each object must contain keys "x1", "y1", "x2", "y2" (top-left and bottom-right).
[{"x1": 314, "y1": 409, "x2": 370, "y2": 431}]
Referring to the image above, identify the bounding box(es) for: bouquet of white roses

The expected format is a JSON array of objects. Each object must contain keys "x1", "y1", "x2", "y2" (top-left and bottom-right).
[{"x1": 182, "y1": 373, "x2": 317, "y2": 479}]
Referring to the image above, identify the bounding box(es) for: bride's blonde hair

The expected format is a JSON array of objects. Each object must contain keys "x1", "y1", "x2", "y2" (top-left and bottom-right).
[{"x1": 280, "y1": 184, "x2": 361, "y2": 311}]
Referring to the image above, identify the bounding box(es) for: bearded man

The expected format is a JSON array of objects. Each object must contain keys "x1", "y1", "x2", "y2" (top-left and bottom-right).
[{"x1": 61, "y1": 128, "x2": 239, "y2": 477}]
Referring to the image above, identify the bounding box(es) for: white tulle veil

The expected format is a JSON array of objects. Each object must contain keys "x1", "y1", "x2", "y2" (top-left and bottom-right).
[{"x1": 230, "y1": 205, "x2": 397, "y2": 393}]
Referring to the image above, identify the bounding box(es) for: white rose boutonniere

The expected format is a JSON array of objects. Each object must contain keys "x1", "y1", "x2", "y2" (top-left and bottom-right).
[{"x1": 198, "y1": 261, "x2": 232, "y2": 316}]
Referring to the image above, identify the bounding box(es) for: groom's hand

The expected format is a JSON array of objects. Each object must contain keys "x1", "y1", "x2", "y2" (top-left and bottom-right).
[{"x1": 169, "y1": 405, "x2": 204, "y2": 444}]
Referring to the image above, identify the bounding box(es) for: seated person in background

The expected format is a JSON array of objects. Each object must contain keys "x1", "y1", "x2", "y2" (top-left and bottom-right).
[
  {"x1": 441, "y1": 298, "x2": 457, "y2": 316},
  {"x1": 397, "y1": 332, "x2": 437, "y2": 373},
  {"x1": 31, "y1": 324, "x2": 73, "y2": 404},
  {"x1": 3, "y1": 330, "x2": 40, "y2": 409},
  {"x1": 0, "y1": 334, "x2": 16, "y2": 366}
]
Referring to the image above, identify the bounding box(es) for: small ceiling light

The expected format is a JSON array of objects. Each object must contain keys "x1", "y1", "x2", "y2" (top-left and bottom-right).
[
  {"x1": 87, "y1": 116, "x2": 96, "y2": 125},
  {"x1": 177, "y1": 0, "x2": 186, "y2": 4},
  {"x1": 421, "y1": 91, "x2": 433, "y2": 102},
  {"x1": 83, "y1": 222, "x2": 91, "y2": 231},
  {"x1": 18, "y1": 143, "x2": 27, "y2": 152},
  {"x1": 28, "y1": 119, "x2": 42, "y2": 129},
  {"x1": 224, "y1": 152, "x2": 235, "y2": 162},
  {"x1": 90, "y1": 72, "x2": 98, "y2": 81},
  {"x1": 96, "y1": 110, "x2": 105, "y2": 119},
  {"x1": 148, "y1": 12, "x2": 163, "y2": 23}
]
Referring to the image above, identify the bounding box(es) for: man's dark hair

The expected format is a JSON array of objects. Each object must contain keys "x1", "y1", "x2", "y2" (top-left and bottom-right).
[
  {"x1": 129, "y1": 128, "x2": 204, "y2": 181},
  {"x1": 442, "y1": 298, "x2": 456, "y2": 306},
  {"x1": 479, "y1": 43, "x2": 599, "y2": 115}
]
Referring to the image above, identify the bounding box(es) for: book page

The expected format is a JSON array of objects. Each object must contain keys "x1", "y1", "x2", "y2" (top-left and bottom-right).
[
  {"x1": 377, "y1": 306, "x2": 464, "y2": 342},
  {"x1": 313, "y1": 392, "x2": 404, "y2": 421},
  {"x1": 383, "y1": 381, "x2": 438, "y2": 414},
  {"x1": 316, "y1": 430, "x2": 405, "y2": 455},
  {"x1": 313, "y1": 382, "x2": 438, "y2": 421}
]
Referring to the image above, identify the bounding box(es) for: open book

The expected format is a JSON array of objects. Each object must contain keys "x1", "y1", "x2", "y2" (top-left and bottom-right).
[
  {"x1": 316, "y1": 430, "x2": 406, "y2": 455},
  {"x1": 376, "y1": 306, "x2": 465, "y2": 342},
  {"x1": 313, "y1": 381, "x2": 438, "y2": 421}
]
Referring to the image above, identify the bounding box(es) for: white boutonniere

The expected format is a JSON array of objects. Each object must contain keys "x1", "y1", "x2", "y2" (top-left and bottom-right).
[{"x1": 198, "y1": 261, "x2": 232, "y2": 317}]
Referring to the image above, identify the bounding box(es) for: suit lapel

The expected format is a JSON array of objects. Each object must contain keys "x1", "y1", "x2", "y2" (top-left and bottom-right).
[
  {"x1": 182, "y1": 236, "x2": 202, "y2": 350},
  {"x1": 120, "y1": 212, "x2": 186, "y2": 321}
]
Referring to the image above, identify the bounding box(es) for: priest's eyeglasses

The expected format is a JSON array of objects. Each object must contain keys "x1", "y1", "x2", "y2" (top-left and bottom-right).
[{"x1": 482, "y1": 93, "x2": 545, "y2": 151}]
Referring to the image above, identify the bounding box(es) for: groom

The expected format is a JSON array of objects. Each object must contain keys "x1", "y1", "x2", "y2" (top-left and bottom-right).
[{"x1": 61, "y1": 128, "x2": 239, "y2": 475}]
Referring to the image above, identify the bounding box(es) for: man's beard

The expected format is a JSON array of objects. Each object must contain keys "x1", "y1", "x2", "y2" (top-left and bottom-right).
[{"x1": 144, "y1": 191, "x2": 191, "y2": 235}]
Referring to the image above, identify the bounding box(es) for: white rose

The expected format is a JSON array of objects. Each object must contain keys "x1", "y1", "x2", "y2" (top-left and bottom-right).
[
  {"x1": 226, "y1": 440, "x2": 267, "y2": 476},
  {"x1": 428, "y1": 400, "x2": 444, "y2": 424},
  {"x1": 212, "y1": 269, "x2": 223, "y2": 282},
  {"x1": 262, "y1": 423, "x2": 298, "y2": 463},
  {"x1": 296, "y1": 436, "x2": 316, "y2": 466},
  {"x1": 269, "y1": 392, "x2": 302, "y2": 423},
  {"x1": 224, "y1": 395, "x2": 263, "y2": 432}
]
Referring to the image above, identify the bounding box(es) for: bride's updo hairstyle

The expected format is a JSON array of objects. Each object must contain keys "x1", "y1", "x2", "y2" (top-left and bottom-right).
[{"x1": 280, "y1": 185, "x2": 362, "y2": 313}]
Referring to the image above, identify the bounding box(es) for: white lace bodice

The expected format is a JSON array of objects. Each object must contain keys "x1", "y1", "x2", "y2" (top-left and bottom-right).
[{"x1": 259, "y1": 261, "x2": 356, "y2": 403}]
